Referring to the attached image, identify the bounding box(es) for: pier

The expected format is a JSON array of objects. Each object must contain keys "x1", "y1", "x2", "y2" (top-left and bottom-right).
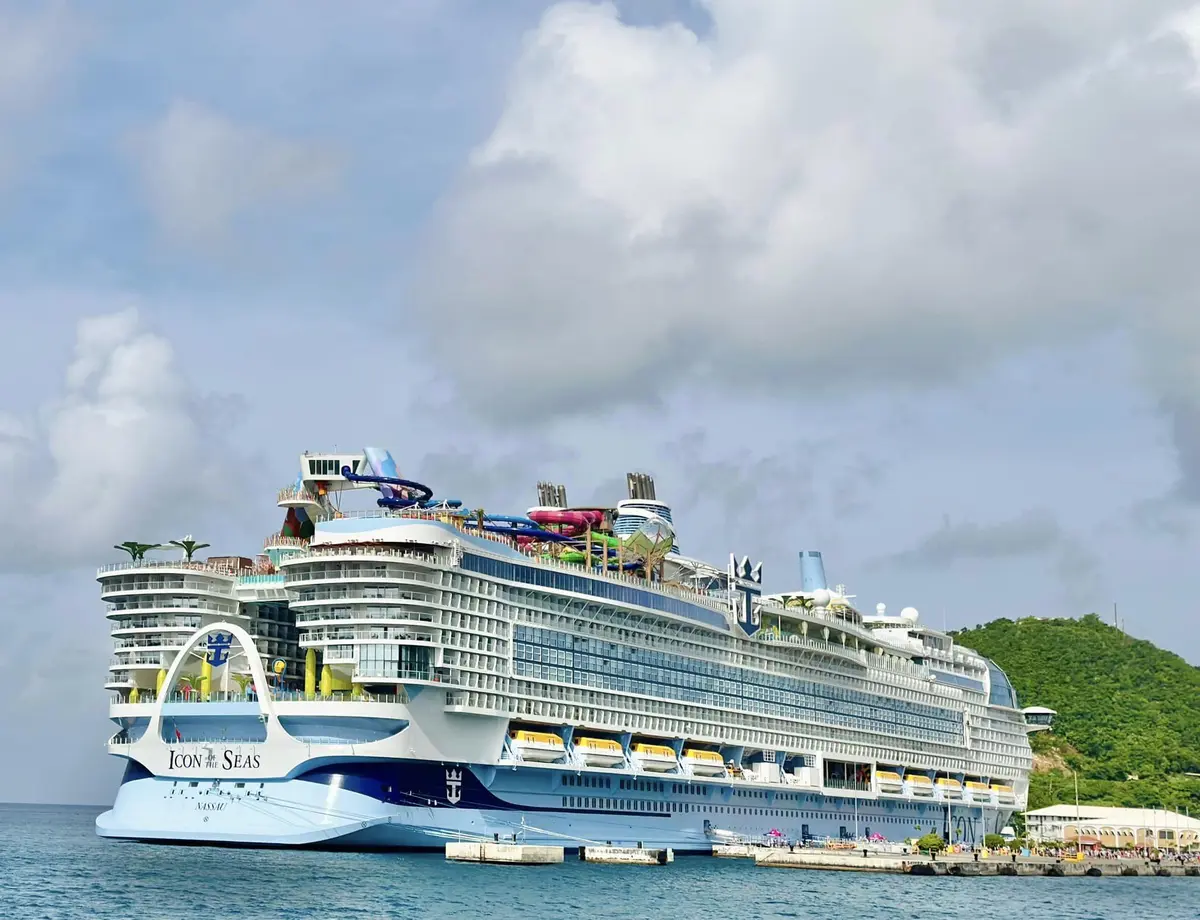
[
  {"x1": 444, "y1": 842, "x2": 564, "y2": 865},
  {"x1": 755, "y1": 848, "x2": 1200, "y2": 877},
  {"x1": 579, "y1": 845, "x2": 674, "y2": 865}
]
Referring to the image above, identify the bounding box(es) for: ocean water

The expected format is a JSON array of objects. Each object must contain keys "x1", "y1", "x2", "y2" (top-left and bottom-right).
[{"x1": 1, "y1": 805, "x2": 1193, "y2": 920}]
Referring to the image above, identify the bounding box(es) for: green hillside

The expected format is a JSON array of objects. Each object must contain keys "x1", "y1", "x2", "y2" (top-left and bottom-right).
[{"x1": 951, "y1": 614, "x2": 1200, "y2": 815}]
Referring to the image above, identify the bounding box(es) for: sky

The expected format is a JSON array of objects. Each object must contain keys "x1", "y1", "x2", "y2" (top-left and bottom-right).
[{"x1": 2, "y1": 0, "x2": 1200, "y2": 805}]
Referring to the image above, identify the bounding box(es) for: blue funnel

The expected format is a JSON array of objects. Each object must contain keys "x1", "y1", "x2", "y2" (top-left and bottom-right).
[{"x1": 799, "y1": 551, "x2": 827, "y2": 592}]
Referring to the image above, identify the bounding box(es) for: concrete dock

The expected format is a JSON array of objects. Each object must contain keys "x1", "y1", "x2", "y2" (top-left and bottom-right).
[
  {"x1": 580, "y1": 845, "x2": 674, "y2": 865},
  {"x1": 445, "y1": 842, "x2": 565, "y2": 865},
  {"x1": 756, "y1": 848, "x2": 1200, "y2": 877}
]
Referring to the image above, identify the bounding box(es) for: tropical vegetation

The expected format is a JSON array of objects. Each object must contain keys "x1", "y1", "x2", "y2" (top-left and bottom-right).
[{"x1": 952, "y1": 614, "x2": 1200, "y2": 816}]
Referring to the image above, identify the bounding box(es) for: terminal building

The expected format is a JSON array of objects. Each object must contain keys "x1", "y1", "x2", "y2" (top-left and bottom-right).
[{"x1": 1025, "y1": 805, "x2": 1200, "y2": 851}]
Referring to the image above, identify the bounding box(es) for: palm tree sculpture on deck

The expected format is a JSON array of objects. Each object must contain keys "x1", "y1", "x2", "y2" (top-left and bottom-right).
[
  {"x1": 113, "y1": 541, "x2": 163, "y2": 562},
  {"x1": 168, "y1": 537, "x2": 210, "y2": 562}
]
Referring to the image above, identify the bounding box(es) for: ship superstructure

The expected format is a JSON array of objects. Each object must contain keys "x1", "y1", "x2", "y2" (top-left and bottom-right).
[{"x1": 97, "y1": 448, "x2": 1033, "y2": 850}]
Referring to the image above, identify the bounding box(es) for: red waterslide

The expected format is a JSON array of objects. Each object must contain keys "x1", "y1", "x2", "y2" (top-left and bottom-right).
[{"x1": 527, "y1": 508, "x2": 604, "y2": 538}]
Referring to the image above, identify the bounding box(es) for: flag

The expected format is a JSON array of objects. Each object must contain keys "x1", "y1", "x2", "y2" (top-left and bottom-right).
[{"x1": 174, "y1": 724, "x2": 182, "y2": 742}]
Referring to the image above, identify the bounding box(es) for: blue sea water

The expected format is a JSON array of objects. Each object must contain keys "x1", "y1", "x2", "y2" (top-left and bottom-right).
[{"x1": 0, "y1": 804, "x2": 1193, "y2": 920}]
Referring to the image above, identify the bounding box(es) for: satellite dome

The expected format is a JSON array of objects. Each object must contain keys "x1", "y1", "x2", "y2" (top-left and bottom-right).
[
  {"x1": 876, "y1": 603, "x2": 886, "y2": 616},
  {"x1": 901, "y1": 606, "x2": 919, "y2": 621},
  {"x1": 812, "y1": 588, "x2": 832, "y2": 608}
]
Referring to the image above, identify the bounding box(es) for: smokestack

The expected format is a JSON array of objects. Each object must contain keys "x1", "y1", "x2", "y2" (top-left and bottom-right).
[{"x1": 799, "y1": 551, "x2": 827, "y2": 592}]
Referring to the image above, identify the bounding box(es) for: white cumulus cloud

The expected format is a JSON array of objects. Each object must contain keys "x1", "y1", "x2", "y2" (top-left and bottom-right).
[
  {"x1": 416, "y1": 0, "x2": 1200, "y2": 445},
  {"x1": 0, "y1": 307, "x2": 229, "y2": 571}
]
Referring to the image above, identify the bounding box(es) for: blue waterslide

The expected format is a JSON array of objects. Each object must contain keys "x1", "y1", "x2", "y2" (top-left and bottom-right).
[{"x1": 340, "y1": 464, "x2": 433, "y2": 507}]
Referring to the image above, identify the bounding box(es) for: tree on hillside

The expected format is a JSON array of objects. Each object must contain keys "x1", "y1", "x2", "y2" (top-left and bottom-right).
[{"x1": 953, "y1": 614, "x2": 1200, "y2": 814}]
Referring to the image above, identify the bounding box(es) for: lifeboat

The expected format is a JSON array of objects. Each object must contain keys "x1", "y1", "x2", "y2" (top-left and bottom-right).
[
  {"x1": 991, "y1": 783, "x2": 1016, "y2": 804},
  {"x1": 876, "y1": 770, "x2": 903, "y2": 793},
  {"x1": 936, "y1": 777, "x2": 963, "y2": 800},
  {"x1": 509, "y1": 730, "x2": 566, "y2": 763},
  {"x1": 964, "y1": 780, "x2": 991, "y2": 801},
  {"x1": 905, "y1": 774, "x2": 934, "y2": 796},
  {"x1": 682, "y1": 748, "x2": 726, "y2": 777},
  {"x1": 632, "y1": 743, "x2": 678, "y2": 773},
  {"x1": 574, "y1": 736, "x2": 624, "y2": 768}
]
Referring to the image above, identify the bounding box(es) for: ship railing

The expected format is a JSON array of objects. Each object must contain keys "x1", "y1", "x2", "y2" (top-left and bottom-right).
[
  {"x1": 299, "y1": 628, "x2": 435, "y2": 644},
  {"x1": 291, "y1": 587, "x2": 435, "y2": 605},
  {"x1": 263, "y1": 533, "x2": 309, "y2": 549},
  {"x1": 465, "y1": 541, "x2": 735, "y2": 614},
  {"x1": 113, "y1": 637, "x2": 191, "y2": 650},
  {"x1": 293, "y1": 608, "x2": 437, "y2": 625},
  {"x1": 97, "y1": 560, "x2": 246, "y2": 578},
  {"x1": 111, "y1": 654, "x2": 170, "y2": 666},
  {"x1": 107, "y1": 599, "x2": 235, "y2": 615},
  {"x1": 823, "y1": 779, "x2": 873, "y2": 793},
  {"x1": 111, "y1": 616, "x2": 205, "y2": 633},
  {"x1": 286, "y1": 566, "x2": 437, "y2": 584},
  {"x1": 100, "y1": 578, "x2": 237, "y2": 598},
  {"x1": 115, "y1": 689, "x2": 408, "y2": 705},
  {"x1": 286, "y1": 545, "x2": 442, "y2": 567}
]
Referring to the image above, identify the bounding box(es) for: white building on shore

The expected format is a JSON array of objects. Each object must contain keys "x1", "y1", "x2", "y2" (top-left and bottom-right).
[{"x1": 1026, "y1": 805, "x2": 1200, "y2": 851}]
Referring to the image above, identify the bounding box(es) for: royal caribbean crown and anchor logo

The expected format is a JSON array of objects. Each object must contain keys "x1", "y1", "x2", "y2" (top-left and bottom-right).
[
  {"x1": 205, "y1": 632, "x2": 234, "y2": 667},
  {"x1": 729, "y1": 554, "x2": 763, "y2": 636},
  {"x1": 445, "y1": 768, "x2": 463, "y2": 805}
]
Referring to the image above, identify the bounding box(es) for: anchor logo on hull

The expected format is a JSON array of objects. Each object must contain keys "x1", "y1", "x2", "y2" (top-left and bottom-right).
[{"x1": 445, "y1": 768, "x2": 462, "y2": 805}]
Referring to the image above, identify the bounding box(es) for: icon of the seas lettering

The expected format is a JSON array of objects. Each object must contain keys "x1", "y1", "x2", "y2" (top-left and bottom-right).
[
  {"x1": 168, "y1": 749, "x2": 261, "y2": 771},
  {"x1": 223, "y1": 750, "x2": 261, "y2": 770}
]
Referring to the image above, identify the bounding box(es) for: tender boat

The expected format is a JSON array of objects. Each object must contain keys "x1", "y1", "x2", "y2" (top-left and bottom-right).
[
  {"x1": 681, "y1": 748, "x2": 725, "y2": 777},
  {"x1": 510, "y1": 730, "x2": 566, "y2": 763},
  {"x1": 965, "y1": 780, "x2": 991, "y2": 801},
  {"x1": 632, "y1": 743, "x2": 678, "y2": 772},
  {"x1": 991, "y1": 783, "x2": 1016, "y2": 804},
  {"x1": 905, "y1": 773, "x2": 934, "y2": 796},
  {"x1": 574, "y1": 736, "x2": 624, "y2": 768},
  {"x1": 936, "y1": 777, "x2": 963, "y2": 800},
  {"x1": 875, "y1": 770, "x2": 903, "y2": 792}
]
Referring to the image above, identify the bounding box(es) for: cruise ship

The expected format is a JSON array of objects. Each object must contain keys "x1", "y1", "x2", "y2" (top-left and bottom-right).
[{"x1": 97, "y1": 448, "x2": 1034, "y2": 851}]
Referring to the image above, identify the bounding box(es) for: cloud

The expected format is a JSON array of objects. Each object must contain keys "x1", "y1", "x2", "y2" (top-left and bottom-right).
[
  {"x1": 872, "y1": 509, "x2": 1103, "y2": 609},
  {"x1": 879, "y1": 510, "x2": 1068, "y2": 568},
  {"x1": 414, "y1": 0, "x2": 1200, "y2": 461},
  {"x1": 0, "y1": 306, "x2": 232, "y2": 571},
  {"x1": 130, "y1": 100, "x2": 340, "y2": 246},
  {"x1": 0, "y1": 3, "x2": 84, "y2": 184}
]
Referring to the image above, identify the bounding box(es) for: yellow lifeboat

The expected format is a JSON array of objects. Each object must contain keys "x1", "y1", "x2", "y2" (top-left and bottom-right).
[
  {"x1": 936, "y1": 777, "x2": 963, "y2": 800},
  {"x1": 510, "y1": 730, "x2": 566, "y2": 763},
  {"x1": 964, "y1": 780, "x2": 991, "y2": 800},
  {"x1": 990, "y1": 783, "x2": 1016, "y2": 804},
  {"x1": 682, "y1": 748, "x2": 726, "y2": 777},
  {"x1": 905, "y1": 774, "x2": 934, "y2": 796},
  {"x1": 574, "y1": 736, "x2": 624, "y2": 768},
  {"x1": 876, "y1": 770, "x2": 903, "y2": 792},
  {"x1": 632, "y1": 743, "x2": 677, "y2": 773}
]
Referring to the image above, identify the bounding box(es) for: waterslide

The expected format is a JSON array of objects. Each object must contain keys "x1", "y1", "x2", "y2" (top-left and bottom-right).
[
  {"x1": 330, "y1": 448, "x2": 638, "y2": 569},
  {"x1": 527, "y1": 509, "x2": 604, "y2": 536},
  {"x1": 340, "y1": 448, "x2": 434, "y2": 507}
]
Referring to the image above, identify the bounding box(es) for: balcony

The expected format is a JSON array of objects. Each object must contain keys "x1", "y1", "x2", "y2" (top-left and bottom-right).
[
  {"x1": 823, "y1": 779, "x2": 872, "y2": 793},
  {"x1": 111, "y1": 616, "x2": 203, "y2": 633},
  {"x1": 299, "y1": 628, "x2": 435, "y2": 645}
]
